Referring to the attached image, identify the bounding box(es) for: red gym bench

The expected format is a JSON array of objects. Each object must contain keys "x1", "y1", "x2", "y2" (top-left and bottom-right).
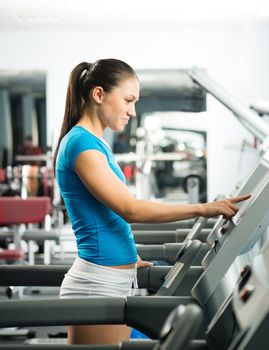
[{"x1": 0, "y1": 197, "x2": 51, "y2": 263}]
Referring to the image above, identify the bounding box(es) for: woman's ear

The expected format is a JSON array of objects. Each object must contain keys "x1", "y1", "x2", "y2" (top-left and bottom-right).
[{"x1": 92, "y1": 86, "x2": 104, "y2": 104}]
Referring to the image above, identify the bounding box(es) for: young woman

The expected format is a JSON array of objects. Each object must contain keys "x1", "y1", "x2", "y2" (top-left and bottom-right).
[{"x1": 53, "y1": 58, "x2": 250, "y2": 345}]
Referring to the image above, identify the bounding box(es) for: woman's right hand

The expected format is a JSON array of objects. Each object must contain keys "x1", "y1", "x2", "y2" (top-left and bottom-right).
[{"x1": 199, "y1": 194, "x2": 251, "y2": 219}]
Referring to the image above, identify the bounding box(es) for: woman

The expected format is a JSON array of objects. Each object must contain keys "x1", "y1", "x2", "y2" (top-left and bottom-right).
[{"x1": 54, "y1": 58, "x2": 250, "y2": 345}]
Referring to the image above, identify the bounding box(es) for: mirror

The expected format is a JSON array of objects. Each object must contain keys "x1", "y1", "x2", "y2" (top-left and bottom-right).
[{"x1": 0, "y1": 70, "x2": 46, "y2": 167}]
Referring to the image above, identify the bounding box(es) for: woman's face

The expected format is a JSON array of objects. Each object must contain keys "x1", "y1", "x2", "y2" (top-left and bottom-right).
[{"x1": 98, "y1": 77, "x2": 140, "y2": 132}]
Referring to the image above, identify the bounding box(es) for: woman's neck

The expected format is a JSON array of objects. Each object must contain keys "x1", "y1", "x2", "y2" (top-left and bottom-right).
[{"x1": 76, "y1": 112, "x2": 104, "y2": 138}]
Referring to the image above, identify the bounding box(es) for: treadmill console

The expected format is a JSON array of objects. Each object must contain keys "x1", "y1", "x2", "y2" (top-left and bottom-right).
[
  {"x1": 206, "y1": 149, "x2": 269, "y2": 247},
  {"x1": 229, "y1": 243, "x2": 269, "y2": 349},
  {"x1": 192, "y1": 162, "x2": 269, "y2": 319}
]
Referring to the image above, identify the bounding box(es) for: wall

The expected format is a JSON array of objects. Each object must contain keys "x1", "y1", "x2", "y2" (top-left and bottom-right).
[{"x1": 0, "y1": 22, "x2": 268, "y2": 199}]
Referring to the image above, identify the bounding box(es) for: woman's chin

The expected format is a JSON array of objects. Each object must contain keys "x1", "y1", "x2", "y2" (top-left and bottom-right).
[{"x1": 116, "y1": 125, "x2": 126, "y2": 132}]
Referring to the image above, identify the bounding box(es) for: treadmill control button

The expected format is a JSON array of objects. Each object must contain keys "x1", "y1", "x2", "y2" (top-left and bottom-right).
[
  {"x1": 238, "y1": 265, "x2": 251, "y2": 290},
  {"x1": 219, "y1": 220, "x2": 230, "y2": 235},
  {"x1": 220, "y1": 226, "x2": 228, "y2": 235},
  {"x1": 239, "y1": 285, "x2": 254, "y2": 302},
  {"x1": 240, "y1": 265, "x2": 251, "y2": 277}
]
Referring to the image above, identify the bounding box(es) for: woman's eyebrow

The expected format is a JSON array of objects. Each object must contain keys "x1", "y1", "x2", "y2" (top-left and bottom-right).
[{"x1": 129, "y1": 95, "x2": 139, "y2": 101}]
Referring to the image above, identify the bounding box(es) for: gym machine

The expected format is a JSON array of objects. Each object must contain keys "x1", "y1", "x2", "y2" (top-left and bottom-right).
[
  {"x1": 0, "y1": 170, "x2": 267, "y2": 348},
  {"x1": 1, "y1": 138, "x2": 269, "y2": 296},
  {"x1": 1, "y1": 158, "x2": 269, "y2": 299},
  {"x1": 1, "y1": 72, "x2": 269, "y2": 348},
  {"x1": 0, "y1": 297, "x2": 205, "y2": 350},
  {"x1": 205, "y1": 240, "x2": 269, "y2": 350},
  {"x1": 1, "y1": 144, "x2": 269, "y2": 299},
  {"x1": 228, "y1": 241, "x2": 269, "y2": 349},
  {"x1": 135, "y1": 67, "x2": 269, "y2": 255},
  {"x1": 136, "y1": 216, "x2": 211, "y2": 265}
]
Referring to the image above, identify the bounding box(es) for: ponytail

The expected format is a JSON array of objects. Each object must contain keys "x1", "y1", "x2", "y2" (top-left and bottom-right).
[{"x1": 53, "y1": 62, "x2": 92, "y2": 168}]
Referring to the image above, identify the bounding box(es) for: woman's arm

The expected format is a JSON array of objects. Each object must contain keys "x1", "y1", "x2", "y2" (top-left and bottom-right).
[{"x1": 75, "y1": 150, "x2": 250, "y2": 223}]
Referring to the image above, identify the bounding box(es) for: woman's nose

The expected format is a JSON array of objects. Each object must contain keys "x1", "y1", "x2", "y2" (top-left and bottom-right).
[{"x1": 128, "y1": 105, "x2": 136, "y2": 118}]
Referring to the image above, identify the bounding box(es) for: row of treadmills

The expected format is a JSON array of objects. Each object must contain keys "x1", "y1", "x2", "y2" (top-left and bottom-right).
[{"x1": 0, "y1": 70, "x2": 269, "y2": 349}]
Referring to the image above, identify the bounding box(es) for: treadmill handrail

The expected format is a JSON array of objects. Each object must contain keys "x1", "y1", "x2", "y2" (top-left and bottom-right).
[{"x1": 188, "y1": 68, "x2": 269, "y2": 146}]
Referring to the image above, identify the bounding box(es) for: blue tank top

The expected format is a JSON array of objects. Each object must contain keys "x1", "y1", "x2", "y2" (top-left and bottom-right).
[{"x1": 56, "y1": 125, "x2": 137, "y2": 266}]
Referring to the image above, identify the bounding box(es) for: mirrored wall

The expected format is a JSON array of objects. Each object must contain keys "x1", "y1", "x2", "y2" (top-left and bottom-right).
[{"x1": 0, "y1": 70, "x2": 46, "y2": 168}]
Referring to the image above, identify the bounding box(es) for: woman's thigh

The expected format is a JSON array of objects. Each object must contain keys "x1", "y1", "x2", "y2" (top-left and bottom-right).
[{"x1": 68, "y1": 324, "x2": 131, "y2": 345}]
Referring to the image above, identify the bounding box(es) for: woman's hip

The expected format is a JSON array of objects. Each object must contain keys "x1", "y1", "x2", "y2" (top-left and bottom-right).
[{"x1": 59, "y1": 256, "x2": 137, "y2": 299}]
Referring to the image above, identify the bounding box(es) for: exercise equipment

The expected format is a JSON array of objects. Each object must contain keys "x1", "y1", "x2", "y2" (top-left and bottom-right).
[
  {"x1": 0, "y1": 196, "x2": 61, "y2": 265},
  {"x1": 0, "y1": 196, "x2": 51, "y2": 339},
  {"x1": 1, "y1": 158, "x2": 268, "y2": 300},
  {"x1": 204, "y1": 238, "x2": 269, "y2": 350},
  {"x1": 134, "y1": 228, "x2": 210, "y2": 245},
  {"x1": 131, "y1": 219, "x2": 216, "y2": 231},
  {"x1": 1, "y1": 70, "x2": 269, "y2": 349},
  {"x1": 188, "y1": 69, "x2": 269, "y2": 146},
  {"x1": 2, "y1": 140, "x2": 266, "y2": 347},
  {"x1": 0, "y1": 196, "x2": 51, "y2": 249},
  {"x1": 1, "y1": 148, "x2": 269, "y2": 301},
  {"x1": 228, "y1": 241, "x2": 269, "y2": 349},
  {"x1": 191, "y1": 149, "x2": 269, "y2": 319},
  {"x1": 0, "y1": 296, "x2": 206, "y2": 348},
  {"x1": 137, "y1": 217, "x2": 211, "y2": 264}
]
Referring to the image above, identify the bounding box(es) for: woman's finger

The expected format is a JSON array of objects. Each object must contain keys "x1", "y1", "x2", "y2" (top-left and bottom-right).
[
  {"x1": 137, "y1": 260, "x2": 153, "y2": 268},
  {"x1": 228, "y1": 194, "x2": 251, "y2": 204}
]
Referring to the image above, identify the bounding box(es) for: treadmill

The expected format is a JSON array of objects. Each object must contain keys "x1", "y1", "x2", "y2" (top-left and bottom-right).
[
  {"x1": 228, "y1": 240, "x2": 269, "y2": 350},
  {"x1": 0, "y1": 70, "x2": 269, "y2": 347}
]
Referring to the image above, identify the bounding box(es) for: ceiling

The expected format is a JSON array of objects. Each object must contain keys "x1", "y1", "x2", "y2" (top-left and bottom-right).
[
  {"x1": 0, "y1": 0, "x2": 268, "y2": 96},
  {"x1": 0, "y1": 0, "x2": 268, "y2": 32}
]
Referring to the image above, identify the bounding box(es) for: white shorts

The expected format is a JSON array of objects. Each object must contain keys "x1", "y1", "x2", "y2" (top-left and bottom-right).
[{"x1": 59, "y1": 256, "x2": 138, "y2": 299}]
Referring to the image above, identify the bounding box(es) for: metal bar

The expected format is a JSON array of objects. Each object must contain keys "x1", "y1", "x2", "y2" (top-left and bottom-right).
[
  {"x1": 0, "y1": 265, "x2": 167, "y2": 288},
  {"x1": 0, "y1": 298, "x2": 126, "y2": 327},
  {"x1": 188, "y1": 69, "x2": 269, "y2": 143},
  {"x1": 0, "y1": 265, "x2": 68, "y2": 286},
  {"x1": 0, "y1": 296, "x2": 188, "y2": 340}
]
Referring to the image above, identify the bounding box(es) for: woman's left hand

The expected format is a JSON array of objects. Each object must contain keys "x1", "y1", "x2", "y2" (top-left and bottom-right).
[{"x1": 136, "y1": 255, "x2": 153, "y2": 268}]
